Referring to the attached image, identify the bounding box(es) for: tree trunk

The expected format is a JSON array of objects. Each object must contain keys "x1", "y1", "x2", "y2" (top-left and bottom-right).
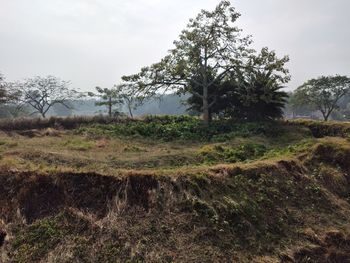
[
  {"x1": 128, "y1": 104, "x2": 133, "y2": 118},
  {"x1": 202, "y1": 46, "x2": 210, "y2": 126},
  {"x1": 41, "y1": 112, "x2": 46, "y2": 118},
  {"x1": 322, "y1": 111, "x2": 329, "y2": 121},
  {"x1": 202, "y1": 85, "x2": 210, "y2": 126}
]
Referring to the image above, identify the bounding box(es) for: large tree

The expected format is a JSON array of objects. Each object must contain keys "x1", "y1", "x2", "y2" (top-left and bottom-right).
[
  {"x1": 122, "y1": 1, "x2": 254, "y2": 125},
  {"x1": 293, "y1": 75, "x2": 350, "y2": 121},
  {"x1": 16, "y1": 76, "x2": 78, "y2": 118}
]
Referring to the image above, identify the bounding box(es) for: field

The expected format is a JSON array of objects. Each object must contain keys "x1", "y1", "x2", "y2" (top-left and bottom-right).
[{"x1": 1, "y1": 116, "x2": 350, "y2": 262}]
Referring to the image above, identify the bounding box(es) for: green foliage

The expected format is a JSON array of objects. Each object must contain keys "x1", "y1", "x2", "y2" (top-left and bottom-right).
[
  {"x1": 0, "y1": 115, "x2": 123, "y2": 131},
  {"x1": 122, "y1": 1, "x2": 289, "y2": 124},
  {"x1": 186, "y1": 48, "x2": 290, "y2": 121},
  {"x1": 182, "y1": 170, "x2": 328, "y2": 249},
  {"x1": 264, "y1": 139, "x2": 315, "y2": 158},
  {"x1": 10, "y1": 211, "x2": 93, "y2": 263},
  {"x1": 199, "y1": 143, "x2": 267, "y2": 163},
  {"x1": 78, "y1": 115, "x2": 282, "y2": 141},
  {"x1": 89, "y1": 86, "x2": 123, "y2": 117},
  {"x1": 227, "y1": 71, "x2": 288, "y2": 120},
  {"x1": 292, "y1": 75, "x2": 350, "y2": 121}
]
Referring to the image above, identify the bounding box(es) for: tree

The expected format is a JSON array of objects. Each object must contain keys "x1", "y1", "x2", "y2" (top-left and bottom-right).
[
  {"x1": 122, "y1": 1, "x2": 254, "y2": 125},
  {"x1": 115, "y1": 85, "x2": 143, "y2": 118},
  {"x1": 230, "y1": 48, "x2": 289, "y2": 120},
  {"x1": 293, "y1": 75, "x2": 350, "y2": 121},
  {"x1": 15, "y1": 76, "x2": 78, "y2": 118},
  {"x1": 186, "y1": 47, "x2": 290, "y2": 120},
  {"x1": 88, "y1": 86, "x2": 123, "y2": 117}
]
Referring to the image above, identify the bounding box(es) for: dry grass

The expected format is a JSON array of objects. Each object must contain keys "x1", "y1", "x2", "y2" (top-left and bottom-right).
[{"x1": 1, "y1": 120, "x2": 350, "y2": 262}]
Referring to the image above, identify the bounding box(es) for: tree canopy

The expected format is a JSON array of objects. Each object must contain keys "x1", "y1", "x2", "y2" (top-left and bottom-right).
[
  {"x1": 122, "y1": 1, "x2": 289, "y2": 125},
  {"x1": 15, "y1": 76, "x2": 78, "y2": 118},
  {"x1": 186, "y1": 47, "x2": 289, "y2": 120}
]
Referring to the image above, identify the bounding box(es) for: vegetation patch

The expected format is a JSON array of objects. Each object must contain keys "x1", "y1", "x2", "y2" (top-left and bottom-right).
[
  {"x1": 198, "y1": 143, "x2": 267, "y2": 163},
  {"x1": 289, "y1": 119, "x2": 350, "y2": 138},
  {"x1": 62, "y1": 137, "x2": 94, "y2": 151},
  {"x1": 9, "y1": 210, "x2": 92, "y2": 263},
  {"x1": 77, "y1": 116, "x2": 291, "y2": 142}
]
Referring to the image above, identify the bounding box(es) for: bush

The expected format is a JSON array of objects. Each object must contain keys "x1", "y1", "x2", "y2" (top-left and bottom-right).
[
  {"x1": 78, "y1": 115, "x2": 280, "y2": 141},
  {"x1": 0, "y1": 115, "x2": 126, "y2": 131}
]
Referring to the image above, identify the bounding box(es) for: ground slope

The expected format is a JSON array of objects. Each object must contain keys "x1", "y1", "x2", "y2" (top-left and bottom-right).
[{"x1": 1, "y1": 118, "x2": 350, "y2": 262}]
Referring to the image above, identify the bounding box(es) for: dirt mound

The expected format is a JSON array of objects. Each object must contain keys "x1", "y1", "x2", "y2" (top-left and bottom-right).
[
  {"x1": 2, "y1": 143, "x2": 350, "y2": 262},
  {"x1": 0, "y1": 171, "x2": 160, "y2": 224},
  {"x1": 303, "y1": 140, "x2": 350, "y2": 199},
  {"x1": 309, "y1": 141, "x2": 350, "y2": 172}
]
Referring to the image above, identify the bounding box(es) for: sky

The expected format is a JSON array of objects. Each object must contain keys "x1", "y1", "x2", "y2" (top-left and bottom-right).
[{"x1": 0, "y1": 0, "x2": 349, "y2": 92}]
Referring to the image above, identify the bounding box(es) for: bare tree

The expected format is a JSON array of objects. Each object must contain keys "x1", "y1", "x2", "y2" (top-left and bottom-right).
[{"x1": 16, "y1": 76, "x2": 79, "y2": 118}]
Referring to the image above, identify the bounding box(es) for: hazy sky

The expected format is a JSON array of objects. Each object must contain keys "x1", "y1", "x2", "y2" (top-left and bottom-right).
[{"x1": 1, "y1": 0, "x2": 349, "y2": 92}]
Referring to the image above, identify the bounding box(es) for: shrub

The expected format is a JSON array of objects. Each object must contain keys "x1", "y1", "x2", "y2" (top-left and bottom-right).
[
  {"x1": 0, "y1": 115, "x2": 126, "y2": 131},
  {"x1": 78, "y1": 116, "x2": 281, "y2": 142}
]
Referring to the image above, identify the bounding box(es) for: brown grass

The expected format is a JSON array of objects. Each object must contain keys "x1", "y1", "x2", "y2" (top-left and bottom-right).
[{"x1": 1, "y1": 121, "x2": 350, "y2": 262}]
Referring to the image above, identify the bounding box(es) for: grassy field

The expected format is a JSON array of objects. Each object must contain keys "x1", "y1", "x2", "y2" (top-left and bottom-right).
[
  {"x1": 0, "y1": 117, "x2": 313, "y2": 173},
  {"x1": 1, "y1": 116, "x2": 350, "y2": 262}
]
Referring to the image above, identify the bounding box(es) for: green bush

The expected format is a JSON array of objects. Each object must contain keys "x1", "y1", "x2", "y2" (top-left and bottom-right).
[
  {"x1": 0, "y1": 115, "x2": 126, "y2": 131},
  {"x1": 77, "y1": 115, "x2": 281, "y2": 142}
]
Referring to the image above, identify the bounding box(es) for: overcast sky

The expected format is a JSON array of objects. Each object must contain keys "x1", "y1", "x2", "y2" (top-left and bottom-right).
[{"x1": 1, "y1": 0, "x2": 349, "y2": 92}]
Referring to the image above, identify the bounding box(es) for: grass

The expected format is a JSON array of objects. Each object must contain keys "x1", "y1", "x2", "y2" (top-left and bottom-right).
[
  {"x1": 62, "y1": 138, "x2": 94, "y2": 151},
  {"x1": 2, "y1": 116, "x2": 350, "y2": 262},
  {"x1": 0, "y1": 117, "x2": 314, "y2": 174}
]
